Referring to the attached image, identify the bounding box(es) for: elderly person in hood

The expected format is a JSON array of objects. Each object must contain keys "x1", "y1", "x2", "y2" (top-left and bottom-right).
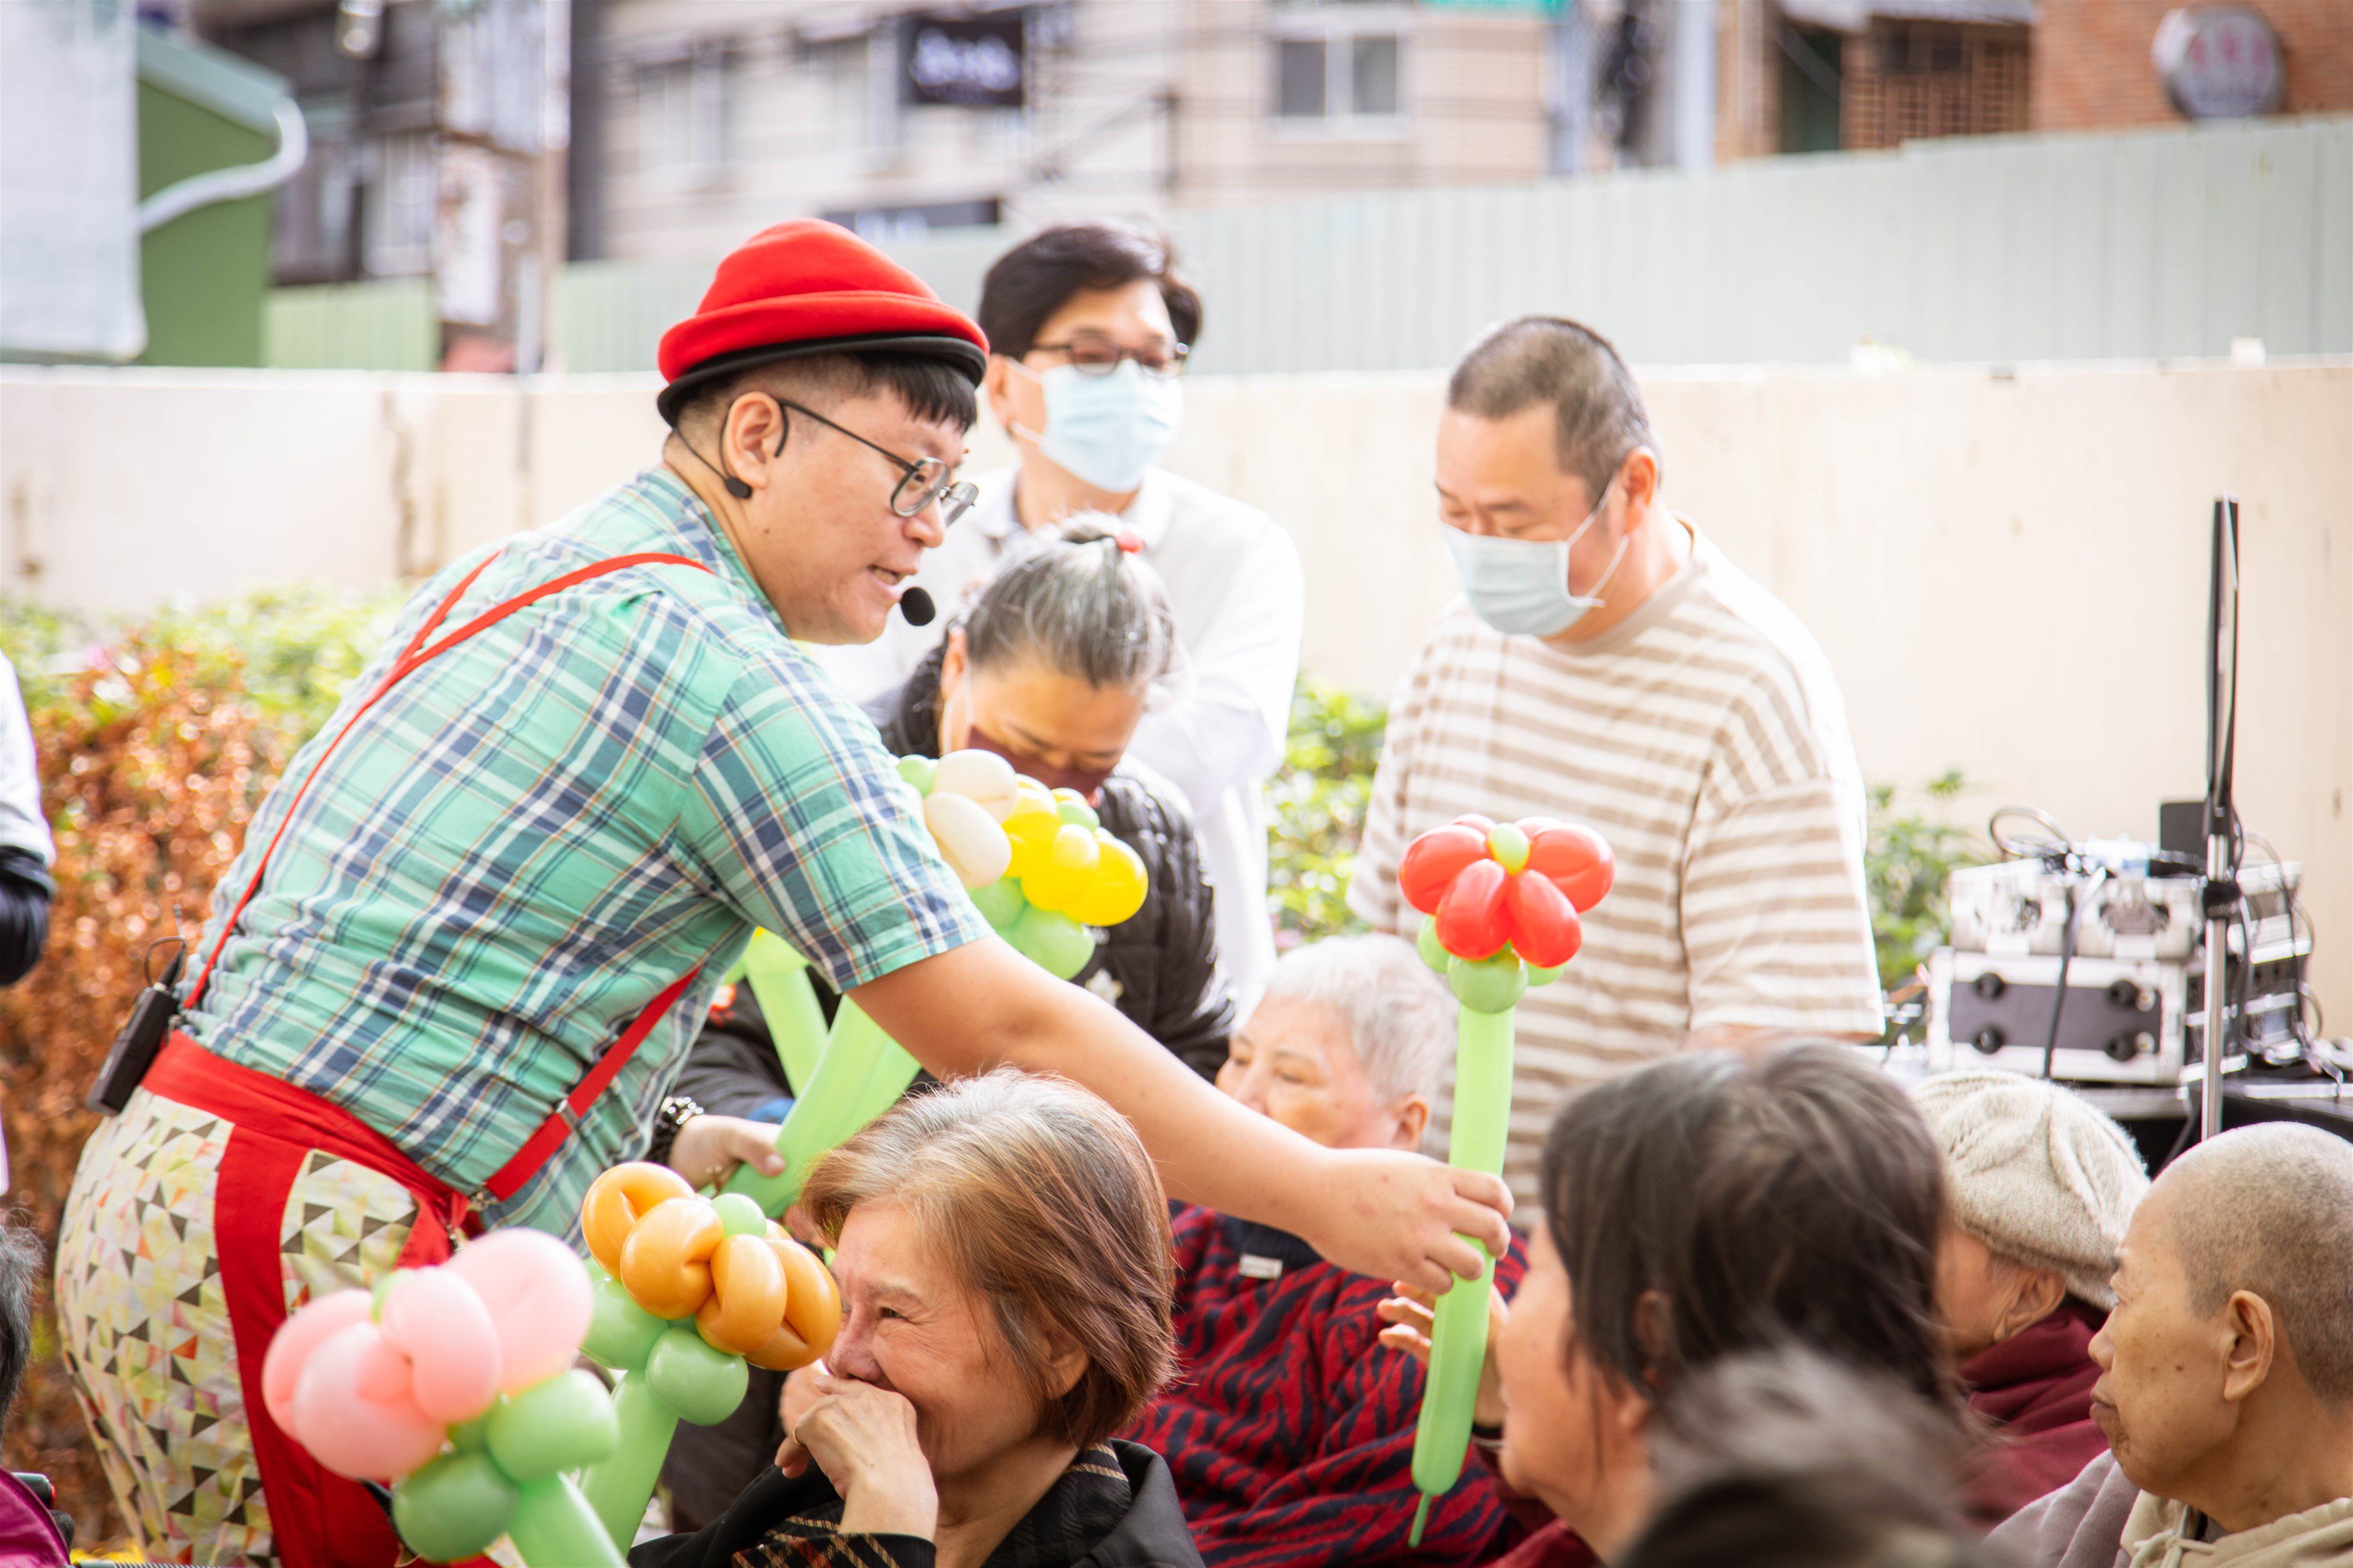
[
  {"x1": 1992, "y1": 1123, "x2": 2353, "y2": 1568},
  {"x1": 1912, "y1": 1071, "x2": 2151, "y2": 1518}
]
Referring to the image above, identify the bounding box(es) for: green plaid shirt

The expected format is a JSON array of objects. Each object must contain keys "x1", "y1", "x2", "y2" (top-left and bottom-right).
[{"x1": 187, "y1": 468, "x2": 986, "y2": 1234}]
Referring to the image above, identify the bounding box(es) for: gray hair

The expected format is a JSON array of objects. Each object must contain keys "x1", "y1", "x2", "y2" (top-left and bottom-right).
[
  {"x1": 0, "y1": 1214, "x2": 43, "y2": 1431},
  {"x1": 963, "y1": 516, "x2": 1181, "y2": 694},
  {"x1": 1447, "y1": 315, "x2": 1659, "y2": 498},
  {"x1": 2162, "y1": 1123, "x2": 2353, "y2": 1403},
  {"x1": 1260, "y1": 935, "x2": 1455, "y2": 1104}
]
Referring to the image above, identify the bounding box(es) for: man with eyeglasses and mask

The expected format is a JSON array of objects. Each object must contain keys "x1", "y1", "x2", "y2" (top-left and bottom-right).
[
  {"x1": 820, "y1": 221, "x2": 1302, "y2": 1013},
  {"x1": 53, "y1": 222, "x2": 1504, "y2": 1568},
  {"x1": 1348, "y1": 316, "x2": 1884, "y2": 1226}
]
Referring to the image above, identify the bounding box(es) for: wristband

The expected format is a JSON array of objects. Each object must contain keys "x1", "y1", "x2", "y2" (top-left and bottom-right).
[{"x1": 644, "y1": 1093, "x2": 704, "y2": 1168}]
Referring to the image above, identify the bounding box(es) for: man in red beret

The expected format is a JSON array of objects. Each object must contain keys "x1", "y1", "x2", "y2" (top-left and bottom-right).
[{"x1": 53, "y1": 221, "x2": 1514, "y2": 1568}]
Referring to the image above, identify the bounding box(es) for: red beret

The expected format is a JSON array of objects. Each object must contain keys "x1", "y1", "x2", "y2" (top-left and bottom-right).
[{"x1": 656, "y1": 220, "x2": 990, "y2": 425}]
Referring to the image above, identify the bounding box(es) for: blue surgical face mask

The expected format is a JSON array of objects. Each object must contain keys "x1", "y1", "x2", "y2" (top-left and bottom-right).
[
  {"x1": 1012, "y1": 360, "x2": 1183, "y2": 494},
  {"x1": 1441, "y1": 481, "x2": 1630, "y2": 638}
]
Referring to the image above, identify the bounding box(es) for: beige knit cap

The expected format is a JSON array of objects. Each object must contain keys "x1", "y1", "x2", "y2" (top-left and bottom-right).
[{"x1": 1910, "y1": 1070, "x2": 2151, "y2": 1310}]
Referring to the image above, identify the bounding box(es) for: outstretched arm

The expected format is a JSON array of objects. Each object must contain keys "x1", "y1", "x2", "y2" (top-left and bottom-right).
[{"x1": 850, "y1": 937, "x2": 1511, "y2": 1293}]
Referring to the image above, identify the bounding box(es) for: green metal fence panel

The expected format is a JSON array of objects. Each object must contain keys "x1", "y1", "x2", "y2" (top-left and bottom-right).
[
  {"x1": 263, "y1": 279, "x2": 435, "y2": 370},
  {"x1": 263, "y1": 118, "x2": 2352, "y2": 377},
  {"x1": 556, "y1": 255, "x2": 712, "y2": 373}
]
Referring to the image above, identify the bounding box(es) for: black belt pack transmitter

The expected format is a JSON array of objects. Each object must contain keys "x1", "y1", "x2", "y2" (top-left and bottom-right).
[{"x1": 88, "y1": 952, "x2": 181, "y2": 1116}]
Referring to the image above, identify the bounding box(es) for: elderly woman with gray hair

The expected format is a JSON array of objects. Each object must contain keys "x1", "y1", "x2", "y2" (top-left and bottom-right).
[
  {"x1": 1126, "y1": 935, "x2": 1528, "y2": 1567},
  {"x1": 862, "y1": 518, "x2": 1231, "y2": 1074},
  {"x1": 635, "y1": 1069, "x2": 1200, "y2": 1568}
]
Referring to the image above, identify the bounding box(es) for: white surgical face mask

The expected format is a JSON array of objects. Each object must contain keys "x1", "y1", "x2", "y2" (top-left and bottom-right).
[
  {"x1": 1011, "y1": 359, "x2": 1182, "y2": 494},
  {"x1": 1441, "y1": 480, "x2": 1629, "y2": 638}
]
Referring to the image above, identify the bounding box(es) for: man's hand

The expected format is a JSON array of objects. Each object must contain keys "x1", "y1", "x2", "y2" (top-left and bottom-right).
[
  {"x1": 852, "y1": 941, "x2": 1514, "y2": 1292},
  {"x1": 1376, "y1": 1280, "x2": 1510, "y2": 1429},
  {"x1": 665, "y1": 1114, "x2": 787, "y2": 1191},
  {"x1": 1303, "y1": 1147, "x2": 1514, "y2": 1296},
  {"x1": 778, "y1": 1373, "x2": 938, "y2": 1539}
]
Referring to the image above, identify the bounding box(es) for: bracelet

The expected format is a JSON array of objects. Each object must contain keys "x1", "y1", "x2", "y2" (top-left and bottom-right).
[{"x1": 645, "y1": 1094, "x2": 705, "y2": 1168}]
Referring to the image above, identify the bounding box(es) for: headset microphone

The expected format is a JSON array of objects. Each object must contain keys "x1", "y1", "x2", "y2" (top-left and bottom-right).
[{"x1": 899, "y1": 587, "x2": 936, "y2": 627}]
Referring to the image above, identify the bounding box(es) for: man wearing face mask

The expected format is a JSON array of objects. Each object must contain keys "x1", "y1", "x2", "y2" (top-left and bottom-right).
[
  {"x1": 817, "y1": 221, "x2": 1302, "y2": 1011},
  {"x1": 1348, "y1": 316, "x2": 1883, "y2": 1219}
]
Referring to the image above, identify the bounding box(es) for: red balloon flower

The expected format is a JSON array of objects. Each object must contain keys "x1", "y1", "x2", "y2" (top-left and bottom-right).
[{"x1": 1398, "y1": 814, "x2": 1613, "y2": 967}]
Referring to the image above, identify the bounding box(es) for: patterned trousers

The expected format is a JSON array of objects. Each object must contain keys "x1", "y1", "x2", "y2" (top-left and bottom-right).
[{"x1": 55, "y1": 1085, "x2": 425, "y2": 1566}]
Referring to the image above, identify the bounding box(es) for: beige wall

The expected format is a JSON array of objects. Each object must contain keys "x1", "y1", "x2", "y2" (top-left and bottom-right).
[{"x1": 4, "y1": 361, "x2": 2347, "y2": 1026}]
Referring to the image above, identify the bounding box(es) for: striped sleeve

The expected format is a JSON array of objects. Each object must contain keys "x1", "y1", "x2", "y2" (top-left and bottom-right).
[{"x1": 1681, "y1": 686, "x2": 1883, "y2": 1037}]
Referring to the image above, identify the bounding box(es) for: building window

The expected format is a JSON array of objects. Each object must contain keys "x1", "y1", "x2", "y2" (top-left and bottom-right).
[
  {"x1": 1776, "y1": 23, "x2": 1843, "y2": 154},
  {"x1": 640, "y1": 43, "x2": 733, "y2": 188},
  {"x1": 360, "y1": 130, "x2": 434, "y2": 278},
  {"x1": 274, "y1": 96, "x2": 360, "y2": 284},
  {"x1": 1271, "y1": 4, "x2": 1407, "y2": 123},
  {"x1": 1842, "y1": 20, "x2": 2028, "y2": 150}
]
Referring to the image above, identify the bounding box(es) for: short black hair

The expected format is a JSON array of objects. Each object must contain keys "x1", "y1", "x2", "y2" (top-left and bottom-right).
[
  {"x1": 1447, "y1": 315, "x2": 1657, "y2": 498},
  {"x1": 978, "y1": 222, "x2": 1203, "y2": 362},
  {"x1": 0, "y1": 1216, "x2": 43, "y2": 1435},
  {"x1": 670, "y1": 349, "x2": 977, "y2": 438},
  {"x1": 1540, "y1": 1043, "x2": 1952, "y2": 1408}
]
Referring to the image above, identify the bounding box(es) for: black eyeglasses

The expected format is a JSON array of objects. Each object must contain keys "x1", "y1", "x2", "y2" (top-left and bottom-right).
[
  {"x1": 780, "y1": 400, "x2": 978, "y2": 525},
  {"x1": 1028, "y1": 333, "x2": 1189, "y2": 380}
]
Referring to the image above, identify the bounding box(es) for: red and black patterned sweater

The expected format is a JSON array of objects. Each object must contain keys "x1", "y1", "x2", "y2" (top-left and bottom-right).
[{"x1": 1126, "y1": 1205, "x2": 1528, "y2": 1568}]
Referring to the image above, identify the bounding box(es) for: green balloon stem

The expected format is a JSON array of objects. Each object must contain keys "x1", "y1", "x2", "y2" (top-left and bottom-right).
[
  {"x1": 843, "y1": 1029, "x2": 922, "y2": 1133},
  {"x1": 1408, "y1": 1494, "x2": 1433, "y2": 1548},
  {"x1": 740, "y1": 932, "x2": 827, "y2": 1096},
  {"x1": 723, "y1": 999, "x2": 911, "y2": 1215},
  {"x1": 577, "y1": 1373, "x2": 680, "y2": 1550},
  {"x1": 509, "y1": 1476, "x2": 627, "y2": 1568},
  {"x1": 1410, "y1": 1003, "x2": 1516, "y2": 1515}
]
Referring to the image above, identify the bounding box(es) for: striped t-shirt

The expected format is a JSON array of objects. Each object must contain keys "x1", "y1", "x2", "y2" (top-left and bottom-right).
[{"x1": 1348, "y1": 526, "x2": 1883, "y2": 1214}]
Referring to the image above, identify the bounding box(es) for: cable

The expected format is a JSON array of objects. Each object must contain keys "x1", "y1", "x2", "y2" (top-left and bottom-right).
[
  {"x1": 1989, "y1": 805, "x2": 2072, "y2": 865},
  {"x1": 2247, "y1": 829, "x2": 2319, "y2": 1058},
  {"x1": 2041, "y1": 880, "x2": 2078, "y2": 1080},
  {"x1": 2040, "y1": 866, "x2": 2106, "y2": 1080}
]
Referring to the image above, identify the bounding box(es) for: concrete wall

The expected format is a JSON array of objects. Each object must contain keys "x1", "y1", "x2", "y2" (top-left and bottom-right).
[{"x1": 4, "y1": 360, "x2": 2347, "y2": 1025}]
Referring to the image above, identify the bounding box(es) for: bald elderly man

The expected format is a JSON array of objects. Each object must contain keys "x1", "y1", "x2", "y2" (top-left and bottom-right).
[{"x1": 1991, "y1": 1123, "x2": 2353, "y2": 1566}]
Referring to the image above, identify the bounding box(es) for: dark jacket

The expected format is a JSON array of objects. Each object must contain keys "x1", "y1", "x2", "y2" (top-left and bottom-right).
[
  {"x1": 1961, "y1": 1300, "x2": 2111, "y2": 1522},
  {"x1": 672, "y1": 982, "x2": 798, "y2": 1123},
  {"x1": 0, "y1": 847, "x2": 50, "y2": 986},
  {"x1": 1127, "y1": 1206, "x2": 1524, "y2": 1567},
  {"x1": 633, "y1": 1440, "x2": 1204, "y2": 1568},
  {"x1": 865, "y1": 646, "x2": 1234, "y2": 1079}
]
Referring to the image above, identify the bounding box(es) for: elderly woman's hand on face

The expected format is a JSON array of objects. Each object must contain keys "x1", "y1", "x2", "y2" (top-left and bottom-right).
[{"x1": 780, "y1": 1372, "x2": 940, "y2": 1540}]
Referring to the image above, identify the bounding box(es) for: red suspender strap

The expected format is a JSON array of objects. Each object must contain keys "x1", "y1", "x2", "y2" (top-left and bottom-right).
[
  {"x1": 478, "y1": 963, "x2": 703, "y2": 1204},
  {"x1": 186, "y1": 550, "x2": 710, "y2": 1009},
  {"x1": 184, "y1": 547, "x2": 717, "y2": 1205}
]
